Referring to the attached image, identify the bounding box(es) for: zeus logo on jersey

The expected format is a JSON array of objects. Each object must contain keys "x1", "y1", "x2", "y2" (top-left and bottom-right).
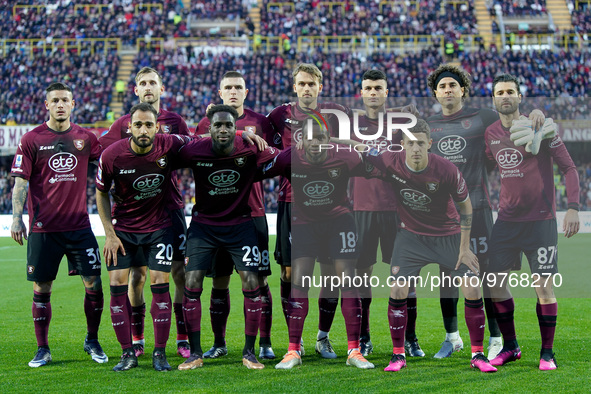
[
  {"x1": 303, "y1": 181, "x2": 334, "y2": 199},
  {"x1": 48, "y1": 152, "x2": 78, "y2": 173},
  {"x1": 208, "y1": 170, "x2": 240, "y2": 187},
  {"x1": 400, "y1": 189, "x2": 431, "y2": 206},
  {"x1": 133, "y1": 174, "x2": 165, "y2": 192},
  {"x1": 496, "y1": 148, "x2": 523, "y2": 169},
  {"x1": 437, "y1": 135, "x2": 466, "y2": 155}
]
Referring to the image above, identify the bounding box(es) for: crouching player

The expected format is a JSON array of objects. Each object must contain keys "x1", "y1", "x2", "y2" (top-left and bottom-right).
[{"x1": 485, "y1": 74, "x2": 580, "y2": 371}]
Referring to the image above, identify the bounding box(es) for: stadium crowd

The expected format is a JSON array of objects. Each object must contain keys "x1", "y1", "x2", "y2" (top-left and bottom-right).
[
  {"x1": 0, "y1": 49, "x2": 119, "y2": 125},
  {"x1": 488, "y1": 0, "x2": 547, "y2": 16},
  {"x1": 261, "y1": 0, "x2": 478, "y2": 39},
  {"x1": 0, "y1": 0, "x2": 190, "y2": 45}
]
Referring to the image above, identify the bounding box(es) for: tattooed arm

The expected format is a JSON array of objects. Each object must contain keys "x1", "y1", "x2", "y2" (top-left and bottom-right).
[{"x1": 11, "y1": 177, "x2": 29, "y2": 245}]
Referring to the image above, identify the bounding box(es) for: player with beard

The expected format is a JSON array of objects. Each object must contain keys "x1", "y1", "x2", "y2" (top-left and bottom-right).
[
  {"x1": 99, "y1": 67, "x2": 193, "y2": 360},
  {"x1": 11, "y1": 82, "x2": 107, "y2": 368},
  {"x1": 425, "y1": 64, "x2": 545, "y2": 360},
  {"x1": 96, "y1": 103, "x2": 192, "y2": 372},
  {"x1": 484, "y1": 73, "x2": 579, "y2": 371},
  {"x1": 195, "y1": 71, "x2": 277, "y2": 360}
]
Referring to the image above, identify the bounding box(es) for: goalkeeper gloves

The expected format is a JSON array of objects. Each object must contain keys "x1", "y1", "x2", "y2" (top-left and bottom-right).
[{"x1": 510, "y1": 117, "x2": 558, "y2": 155}]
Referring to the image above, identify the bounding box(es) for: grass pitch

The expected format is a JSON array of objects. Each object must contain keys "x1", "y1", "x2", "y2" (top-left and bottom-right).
[{"x1": 0, "y1": 235, "x2": 590, "y2": 392}]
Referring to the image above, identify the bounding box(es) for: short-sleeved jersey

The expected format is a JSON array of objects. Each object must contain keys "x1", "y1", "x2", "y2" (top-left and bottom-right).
[
  {"x1": 174, "y1": 138, "x2": 281, "y2": 226},
  {"x1": 195, "y1": 108, "x2": 276, "y2": 217},
  {"x1": 428, "y1": 107, "x2": 498, "y2": 210},
  {"x1": 267, "y1": 101, "x2": 352, "y2": 202},
  {"x1": 99, "y1": 108, "x2": 191, "y2": 211},
  {"x1": 11, "y1": 123, "x2": 101, "y2": 233},
  {"x1": 365, "y1": 151, "x2": 469, "y2": 236},
  {"x1": 291, "y1": 147, "x2": 375, "y2": 224},
  {"x1": 350, "y1": 114, "x2": 402, "y2": 212},
  {"x1": 485, "y1": 120, "x2": 580, "y2": 221},
  {"x1": 95, "y1": 134, "x2": 191, "y2": 232}
]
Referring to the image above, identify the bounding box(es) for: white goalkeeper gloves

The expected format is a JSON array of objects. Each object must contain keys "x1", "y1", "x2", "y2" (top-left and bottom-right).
[{"x1": 509, "y1": 116, "x2": 558, "y2": 155}]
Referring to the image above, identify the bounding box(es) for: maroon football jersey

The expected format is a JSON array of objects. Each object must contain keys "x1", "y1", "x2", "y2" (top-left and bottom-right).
[
  {"x1": 350, "y1": 114, "x2": 402, "y2": 212},
  {"x1": 485, "y1": 120, "x2": 580, "y2": 221},
  {"x1": 175, "y1": 137, "x2": 281, "y2": 226},
  {"x1": 195, "y1": 108, "x2": 276, "y2": 217},
  {"x1": 100, "y1": 108, "x2": 191, "y2": 211},
  {"x1": 11, "y1": 123, "x2": 101, "y2": 232},
  {"x1": 291, "y1": 147, "x2": 375, "y2": 225},
  {"x1": 95, "y1": 134, "x2": 191, "y2": 232},
  {"x1": 365, "y1": 151, "x2": 469, "y2": 236},
  {"x1": 267, "y1": 101, "x2": 352, "y2": 202}
]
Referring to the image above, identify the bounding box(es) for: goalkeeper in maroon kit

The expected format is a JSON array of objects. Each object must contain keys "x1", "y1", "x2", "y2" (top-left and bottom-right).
[{"x1": 484, "y1": 73, "x2": 580, "y2": 371}]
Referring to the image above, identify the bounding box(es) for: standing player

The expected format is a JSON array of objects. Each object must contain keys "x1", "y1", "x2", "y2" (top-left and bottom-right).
[
  {"x1": 425, "y1": 64, "x2": 545, "y2": 359},
  {"x1": 484, "y1": 74, "x2": 580, "y2": 371},
  {"x1": 267, "y1": 63, "x2": 353, "y2": 358},
  {"x1": 11, "y1": 82, "x2": 107, "y2": 367},
  {"x1": 275, "y1": 120, "x2": 375, "y2": 370},
  {"x1": 100, "y1": 67, "x2": 192, "y2": 359},
  {"x1": 348, "y1": 69, "x2": 420, "y2": 357},
  {"x1": 195, "y1": 71, "x2": 276, "y2": 360},
  {"x1": 347, "y1": 120, "x2": 496, "y2": 373},
  {"x1": 96, "y1": 103, "x2": 191, "y2": 371},
  {"x1": 176, "y1": 105, "x2": 281, "y2": 371}
]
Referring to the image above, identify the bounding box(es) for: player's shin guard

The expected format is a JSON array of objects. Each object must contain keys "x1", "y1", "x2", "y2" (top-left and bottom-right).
[
  {"x1": 210, "y1": 288, "x2": 230, "y2": 346},
  {"x1": 243, "y1": 287, "x2": 262, "y2": 354},
  {"x1": 32, "y1": 291, "x2": 52, "y2": 347},
  {"x1": 288, "y1": 286, "x2": 309, "y2": 351},
  {"x1": 388, "y1": 298, "x2": 407, "y2": 354},
  {"x1": 110, "y1": 285, "x2": 132, "y2": 350},
  {"x1": 183, "y1": 287, "x2": 203, "y2": 354},
  {"x1": 173, "y1": 303, "x2": 188, "y2": 341},
  {"x1": 465, "y1": 298, "x2": 485, "y2": 354},
  {"x1": 260, "y1": 284, "x2": 273, "y2": 345},
  {"x1": 341, "y1": 290, "x2": 361, "y2": 350},
  {"x1": 318, "y1": 287, "x2": 338, "y2": 333},
  {"x1": 150, "y1": 284, "x2": 172, "y2": 349},
  {"x1": 84, "y1": 288, "x2": 103, "y2": 340},
  {"x1": 130, "y1": 304, "x2": 145, "y2": 342},
  {"x1": 493, "y1": 298, "x2": 517, "y2": 343},
  {"x1": 280, "y1": 279, "x2": 291, "y2": 328},
  {"x1": 537, "y1": 302, "x2": 557, "y2": 353}
]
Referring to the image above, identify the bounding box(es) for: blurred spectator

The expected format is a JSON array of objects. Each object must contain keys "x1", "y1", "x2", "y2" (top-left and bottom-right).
[{"x1": 0, "y1": 48, "x2": 119, "y2": 124}]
